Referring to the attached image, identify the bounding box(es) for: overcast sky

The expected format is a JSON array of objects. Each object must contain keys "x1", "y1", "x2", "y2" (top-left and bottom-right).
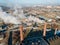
[{"x1": 0, "y1": 0, "x2": 60, "y2": 6}]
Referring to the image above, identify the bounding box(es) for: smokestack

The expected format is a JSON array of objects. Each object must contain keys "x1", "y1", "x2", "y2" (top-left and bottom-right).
[
  {"x1": 54, "y1": 28, "x2": 58, "y2": 35},
  {"x1": 43, "y1": 22, "x2": 47, "y2": 37},
  {"x1": 52, "y1": 19, "x2": 58, "y2": 35},
  {"x1": 19, "y1": 25, "x2": 24, "y2": 42}
]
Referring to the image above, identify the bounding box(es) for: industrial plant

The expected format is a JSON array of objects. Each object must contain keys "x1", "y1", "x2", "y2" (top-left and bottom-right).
[{"x1": 0, "y1": 5, "x2": 60, "y2": 45}]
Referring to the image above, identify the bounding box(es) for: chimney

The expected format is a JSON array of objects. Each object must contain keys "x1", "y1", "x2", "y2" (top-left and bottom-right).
[
  {"x1": 52, "y1": 19, "x2": 58, "y2": 35},
  {"x1": 43, "y1": 22, "x2": 47, "y2": 37},
  {"x1": 54, "y1": 28, "x2": 58, "y2": 35},
  {"x1": 19, "y1": 25, "x2": 24, "y2": 42}
]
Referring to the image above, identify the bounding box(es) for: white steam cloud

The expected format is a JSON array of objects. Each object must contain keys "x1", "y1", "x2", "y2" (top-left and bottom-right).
[
  {"x1": 0, "y1": 7, "x2": 21, "y2": 24},
  {"x1": 0, "y1": 6, "x2": 45, "y2": 25},
  {"x1": 28, "y1": 15, "x2": 45, "y2": 23}
]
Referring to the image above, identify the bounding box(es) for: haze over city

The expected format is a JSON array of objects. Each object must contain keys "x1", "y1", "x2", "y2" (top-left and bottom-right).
[{"x1": 0, "y1": 0, "x2": 60, "y2": 7}]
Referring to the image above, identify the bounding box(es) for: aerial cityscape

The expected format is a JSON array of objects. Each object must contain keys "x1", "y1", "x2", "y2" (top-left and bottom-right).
[{"x1": 0, "y1": 0, "x2": 60, "y2": 45}]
